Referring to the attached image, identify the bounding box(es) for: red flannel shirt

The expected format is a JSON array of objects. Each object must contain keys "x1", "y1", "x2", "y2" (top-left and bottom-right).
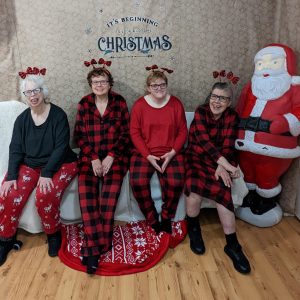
[
  {"x1": 74, "y1": 91, "x2": 130, "y2": 163},
  {"x1": 186, "y1": 104, "x2": 239, "y2": 166}
]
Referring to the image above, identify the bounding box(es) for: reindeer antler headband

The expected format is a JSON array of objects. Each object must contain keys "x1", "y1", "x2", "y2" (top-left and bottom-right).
[
  {"x1": 213, "y1": 70, "x2": 239, "y2": 85},
  {"x1": 145, "y1": 65, "x2": 174, "y2": 74},
  {"x1": 84, "y1": 58, "x2": 112, "y2": 68},
  {"x1": 18, "y1": 67, "x2": 47, "y2": 79}
]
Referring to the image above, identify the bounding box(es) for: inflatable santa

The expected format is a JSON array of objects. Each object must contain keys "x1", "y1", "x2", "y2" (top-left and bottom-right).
[{"x1": 235, "y1": 44, "x2": 300, "y2": 227}]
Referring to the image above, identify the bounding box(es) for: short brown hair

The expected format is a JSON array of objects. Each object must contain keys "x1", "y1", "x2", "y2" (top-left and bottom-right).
[
  {"x1": 146, "y1": 70, "x2": 168, "y2": 86},
  {"x1": 87, "y1": 67, "x2": 114, "y2": 87}
]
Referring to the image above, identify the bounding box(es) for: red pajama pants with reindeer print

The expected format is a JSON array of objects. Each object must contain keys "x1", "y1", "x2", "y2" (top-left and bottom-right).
[{"x1": 0, "y1": 162, "x2": 77, "y2": 238}]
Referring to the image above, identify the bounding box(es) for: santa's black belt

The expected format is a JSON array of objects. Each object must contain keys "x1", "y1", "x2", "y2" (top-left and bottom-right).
[
  {"x1": 239, "y1": 117, "x2": 270, "y2": 132},
  {"x1": 239, "y1": 117, "x2": 292, "y2": 136}
]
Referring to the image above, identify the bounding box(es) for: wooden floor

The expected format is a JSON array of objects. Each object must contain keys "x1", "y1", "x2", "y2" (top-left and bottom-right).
[{"x1": 0, "y1": 210, "x2": 299, "y2": 300}]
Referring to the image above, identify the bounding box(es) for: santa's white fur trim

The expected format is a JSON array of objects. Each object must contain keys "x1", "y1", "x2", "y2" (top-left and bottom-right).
[
  {"x1": 250, "y1": 99, "x2": 267, "y2": 116},
  {"x1": 284, "y1": 113, "x2": 300, "y2": 136},
  {"x1": 291, "y1": 76, "x2": 300, "y2": 85},
  {"x1": 235, "y1": 139, "x2": 300, "y2": 158},
  {"x1": 246, "y1": 182, "x2": 256, "y2": 190},
  {"x1": 254, "y1": 46, "x2": 286, "y2": 61},
  {"x1": 256, "y1": 184, "x2": 282, "y2": 198}
]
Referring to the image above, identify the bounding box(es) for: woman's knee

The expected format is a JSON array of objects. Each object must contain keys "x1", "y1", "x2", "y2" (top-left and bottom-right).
[{"x1": 185, "y1": 192, "x2": 202, "y2": 216}]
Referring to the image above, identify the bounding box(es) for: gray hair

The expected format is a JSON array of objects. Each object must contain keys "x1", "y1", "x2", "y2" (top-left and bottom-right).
[
  {"x1": 205, "y1": 81, "x2": 233, "y2": 103},
  {"x1": 20, "y1": 75, "x2": 49, "y2": 101}
]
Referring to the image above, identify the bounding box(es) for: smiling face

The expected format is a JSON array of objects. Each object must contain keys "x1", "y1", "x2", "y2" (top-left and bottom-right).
[
  {"x1": 90, "y1": 74, "x2": 111, "y2": 97},
  {"x1": 147, "y1": 78, "x2": 168, "y2": 102},
  {"x1": 209, "y1": 87, "x2": 231, "y2": 119},
  {"x1": 24, "y1": 80, "x2": 44, "y2": 108}
]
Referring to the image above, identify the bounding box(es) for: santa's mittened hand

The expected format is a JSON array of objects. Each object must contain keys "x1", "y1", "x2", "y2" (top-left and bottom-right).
[{"x1": 270, "y1": 116, "x2": 289, "y2": 134}]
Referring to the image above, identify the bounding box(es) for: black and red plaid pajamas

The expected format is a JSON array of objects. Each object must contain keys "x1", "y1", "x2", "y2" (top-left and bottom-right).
[
  {"x1": 74, "y1": 92, "x2": 130, "y2": 257},
  {"x1": 184, "y1": 104, "x2": 239, "y2": 211},
  {"x1": 130, "y1": 152, "x2": 185, "y2": 225}
]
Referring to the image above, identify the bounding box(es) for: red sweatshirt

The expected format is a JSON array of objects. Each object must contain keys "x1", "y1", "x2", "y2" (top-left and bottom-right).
[{"x1": 130, "y1": 95, "x2": 187, "y2": 158}]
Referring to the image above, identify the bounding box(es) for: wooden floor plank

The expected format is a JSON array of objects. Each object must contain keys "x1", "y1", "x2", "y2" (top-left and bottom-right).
[{"x1": 0, "y1": 211, "x2": 299, "y2": 300}]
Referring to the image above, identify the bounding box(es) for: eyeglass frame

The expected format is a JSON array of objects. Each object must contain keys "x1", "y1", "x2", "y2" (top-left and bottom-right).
[
  {"x1": 210, "y1": 93, "x2": 231, "y2": 103},
  {"x1": 91, "y1": 80, "x2": 110, "y2": 86},
  {"x1": 23, "y1": 88, "x2": 43, "y2": 97},
  {"x1": 148, "y1": 82, "x2": 167, "y2": 90}
]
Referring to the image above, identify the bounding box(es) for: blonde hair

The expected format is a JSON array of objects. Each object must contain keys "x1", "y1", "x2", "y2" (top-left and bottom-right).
[{"x1": 146, "y1": 70, "x2": 168, "y2": 86}]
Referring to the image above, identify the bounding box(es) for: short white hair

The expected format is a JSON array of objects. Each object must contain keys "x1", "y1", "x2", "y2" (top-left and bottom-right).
[{"x1": 20, "y1": 75, "x2": 49, "y2": 101}]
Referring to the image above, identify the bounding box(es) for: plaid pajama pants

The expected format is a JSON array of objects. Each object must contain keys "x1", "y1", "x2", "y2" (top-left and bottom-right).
[
  {"x1": 0, "y1": 162, "x2": 78, "y2": 238},
  {"x1": 78, "y1": 159, "x2": 126, "y2": 257},
  {"x1": 129, "y1": 153, "x2": 185, "y2": 225}
]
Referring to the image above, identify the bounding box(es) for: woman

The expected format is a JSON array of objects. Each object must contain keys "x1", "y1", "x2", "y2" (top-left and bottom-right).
[
  {"x1": 0, "y1": 68, "x2": 78, "y2": 266},
  {"x1": 130, "y1": 68, "x2": 187, "y2": 234},
  {"x1": 74, "y1": 61, "x2": 130, "y2": 274},
  {"x1": 185, "y1": 81, "x2": 251, "y2": 274}
]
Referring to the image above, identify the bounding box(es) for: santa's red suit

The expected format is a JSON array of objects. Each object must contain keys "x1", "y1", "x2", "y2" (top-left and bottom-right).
[{"x1": 235, "y1": 44, "x2": 300, "y2": 199}]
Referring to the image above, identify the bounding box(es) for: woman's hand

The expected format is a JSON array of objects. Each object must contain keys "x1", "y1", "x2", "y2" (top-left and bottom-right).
[
  {"x1": 217, "y1": 156, "x2": 240, "y2": 178},
  {"x1": 147, "y1": 155, "x2": 162, "y2": 173},
  {"x1": 102, "y1": 155, "x2": 114, "y2": 176},
  {"x1": 0, "y1": 180, "x2": 17, "y2": 198},
  {"x1": 91, "y1": 159, "x2": 103, "y2": 177},
  {"x1": 160, "y1": 149, "x2": 176, "y2": 173},
  {"x1": 37, "y1": 177, "x2": 54, "y2": 194},
  {"x1": 215, "y1": 165, "x2": 232, "y2": 188}
]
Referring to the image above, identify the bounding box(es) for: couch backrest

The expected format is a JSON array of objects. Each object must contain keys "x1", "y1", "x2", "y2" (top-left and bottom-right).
[
  {"x1": 0, "y1": 101, "x2": 28, "y2": 181},
  {"x1": 185, "y1": 111, "x2": 194, "y2": 129},
  {"x1": 0, "y1": 103, "x2": 195, "y2": 181}
]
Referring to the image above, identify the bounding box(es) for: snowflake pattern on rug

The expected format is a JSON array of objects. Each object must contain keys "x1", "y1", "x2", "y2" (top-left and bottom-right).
[{"x1": 62, "y1": 220, "x2": 187, "y2": 265}]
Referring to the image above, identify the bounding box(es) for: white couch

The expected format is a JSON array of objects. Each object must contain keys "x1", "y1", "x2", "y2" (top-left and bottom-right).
[
  {"x1": 0, "y1": 101, "x2": 250, "y2": 233},
  {"x1": 0, "y1": 101, "x2": 194, "y2": 233}
]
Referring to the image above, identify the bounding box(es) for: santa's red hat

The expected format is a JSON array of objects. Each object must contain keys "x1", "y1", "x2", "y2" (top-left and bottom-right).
[{"x1": 254, "y1": 43, "x2": 300, "y2": 84}]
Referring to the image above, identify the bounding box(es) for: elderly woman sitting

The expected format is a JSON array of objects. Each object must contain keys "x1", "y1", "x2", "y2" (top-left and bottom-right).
[
  {"x1": 0, "y1": 67, "x2": 77, "y2": 266},
  {"x1": 184, "y1": 81, "x2": 251, "y2": 274}
]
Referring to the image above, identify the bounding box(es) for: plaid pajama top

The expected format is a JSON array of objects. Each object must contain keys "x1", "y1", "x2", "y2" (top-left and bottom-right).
[
  {"x1": 186, "y1": 104, "x2": 239, "y2": 167},
  {"x1": 74, "y1": 92, "x2": 130, "y2": 165}
]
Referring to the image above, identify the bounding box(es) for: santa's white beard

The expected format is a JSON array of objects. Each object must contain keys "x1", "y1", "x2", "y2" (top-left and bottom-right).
[{"x1": 251, "y1": 73, "x2": 292, "y2": 100}]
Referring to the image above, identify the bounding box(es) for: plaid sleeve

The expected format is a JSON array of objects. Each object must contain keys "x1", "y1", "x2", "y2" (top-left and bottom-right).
[
  {"x1": 108, "y1": 99, "x2": 130, "y2": 158},
  {"x1": 74, "y1": 101, "x2": 98, "y2": 161},
  {"x1": 220, "y1": 111, "x2": 239, "y2": 166},
  {"x1": 193, "y1": 107, "x2": 222, "y2": 162}
]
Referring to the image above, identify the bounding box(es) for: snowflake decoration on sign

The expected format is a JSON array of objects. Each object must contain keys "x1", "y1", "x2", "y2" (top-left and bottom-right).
[
  {"x1": 85, "y1": 26, "x2": 92, "y2": 35},
  {"x1": 134, "y1": 0, "x2": 141, "y2": 7}
]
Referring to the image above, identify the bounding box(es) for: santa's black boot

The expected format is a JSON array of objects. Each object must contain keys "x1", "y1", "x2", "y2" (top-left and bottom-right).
[
  {"x1": 186, "y1": 215, "x2": 205, "y2": 255},
  {"x1": 241, "y1": 190, "x2": 257, "y2": 208},
  {"x1": 250, "y1": 193, "x2": 278, "y2": 215},
  {"x1": 0, "y1": 235, "x2": 23, "y2": 266}
]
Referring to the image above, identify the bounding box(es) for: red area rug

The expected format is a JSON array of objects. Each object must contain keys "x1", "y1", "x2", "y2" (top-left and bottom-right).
[{"x1": 59, "y1": 220, "x2": 187, "y2": 276}]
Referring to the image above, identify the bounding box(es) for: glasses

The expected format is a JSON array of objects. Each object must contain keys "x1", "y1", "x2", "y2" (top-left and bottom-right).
[
  {"x1": 91, "y1": 80, "x2": 109, "y2": 86},
  {"x1": 149, "y1": 83, "x2": 167, "y2": 90},
  {"x1": 23, "y1": 88, "x2": 43, "y2": 97},
  {"x1": 210, "y1": 93, "x2": 231, "y2": 103}
]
